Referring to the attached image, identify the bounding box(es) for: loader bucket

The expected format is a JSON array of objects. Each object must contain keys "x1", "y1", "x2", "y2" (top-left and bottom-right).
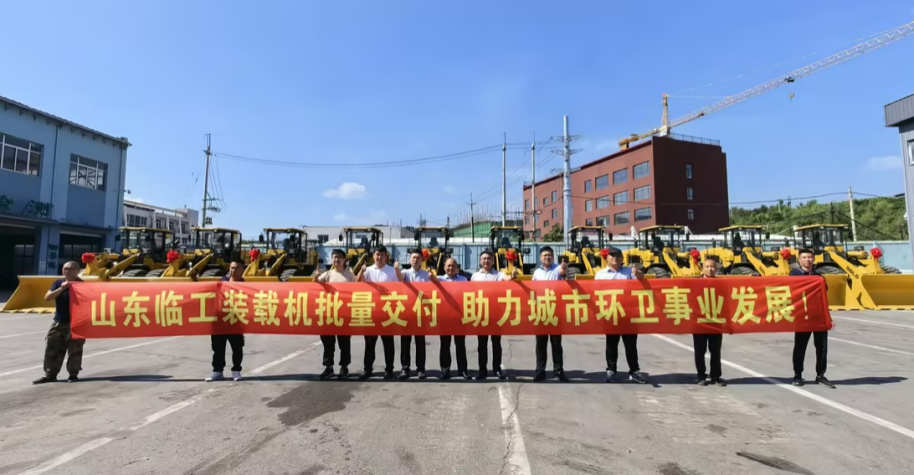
[
  {"x1": 858, "y1": 274, "x2": 914, "y2": 310},
  {"x1": 822, "y1": 274, "x2": 859, "y2": 311},
  {"x1": 2, "y1": 275, "x2": 106, "y2": 313}
]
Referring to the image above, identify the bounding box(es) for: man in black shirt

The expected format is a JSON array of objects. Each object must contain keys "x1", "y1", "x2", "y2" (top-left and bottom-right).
[
  {"x1": 207, "y1": 260, "x2": 246, "y2": 382},
  {"x1": 33, "y1": 261, "x2": 85, "y2": 384},
  {"x1": 790, "y1": 249, "x2": 835, "y2": 388}
]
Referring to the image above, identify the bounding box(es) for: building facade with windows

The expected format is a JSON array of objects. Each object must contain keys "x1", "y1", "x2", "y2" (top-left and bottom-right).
[
  {"x1": 123, "y1": 200, "x2": 199, "y2": 245},
  {"x1": 0, "y1": 95, "x2": 129, "y2": 286},
  {"x1": 522, "y1": 134, "x2": 729, "y2": 239}
]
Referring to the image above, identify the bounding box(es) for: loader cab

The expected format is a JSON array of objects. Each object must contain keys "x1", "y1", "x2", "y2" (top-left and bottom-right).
[
  {"x1": 488, "y1": 226, "x2": 532, "y2": 274},
  {"x1": 119, "y1": 227, "x2": 174, "y2": 262},
  {"x1": 569, "y1": 226, "x2": 606, "y2": 253},
  {"x1": 720, "y1": 225, "x2": 767, "y2": 254},
  {"x1": 797, "y1": 225, "x2": 847, "y2": 254},
  {"x1": 261, "y1": 228, "x2": 305, "y2": 262},
  {"x1": 409, "y1": 226, "x2": 452, "y2": 273},
  {"x1": 638, "y1": 225, "x2": 685, "y2": 253},
  {"x1": 340, "y1": 227, "x2": 383, "y2": 272},
  {"x1": 565, "y1": 226, "x2": 607, "y2": 276},
  {"x1": 193, "y1": 227, "x2": 242, "y2": 264}
]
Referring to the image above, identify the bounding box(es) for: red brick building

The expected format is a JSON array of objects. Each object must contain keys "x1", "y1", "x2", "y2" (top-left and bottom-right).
[{"x1": 521, "y1": 134, "x2": 729, "y2": 239}]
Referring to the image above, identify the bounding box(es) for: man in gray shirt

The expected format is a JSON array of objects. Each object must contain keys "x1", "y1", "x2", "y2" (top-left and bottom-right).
[
  {"x1": 400, "y1": 250, "x2": 439, "y2": 379},
  {"x1": 313, "y1": 249, "x2": 356, "y2": 380},
  {"x1": 437, "y1": 258, "x2": 469, "y2": 379}
]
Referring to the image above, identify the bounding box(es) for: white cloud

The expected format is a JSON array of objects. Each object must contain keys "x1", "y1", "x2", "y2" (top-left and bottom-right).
[
  {"x1": 322, "y1": 182, "x2": 368, "y2": 200},
  {"x1": 443, "y1": 185, "x2": 456, "y2": 195},
  {"x1": 866, "y1": 156, "x2": 901, "y2": 171}
]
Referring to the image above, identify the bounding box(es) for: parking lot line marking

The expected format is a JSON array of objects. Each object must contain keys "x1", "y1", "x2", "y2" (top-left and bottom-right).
[
  {"x1": 830, "y1": 337, "x2": 914, "y2": 357},
  {"x1": 652, "y1": 334, "x2": 914, "y2": 441},
  {"x1": 18, "y1": 342, "x2": 321, "y2": 475},
  {"x1": 497, "y1": 385, "x2": 532, "y2": 475},
  {"x1": 0, "y1": 337, "x2": 182, "y2": 379},
  {"x1": 832, "y1": 316, "x2": 914, "y2": 330},
  {"x1": 0, "y1": 331, "x2": 45, "y2": 340}
]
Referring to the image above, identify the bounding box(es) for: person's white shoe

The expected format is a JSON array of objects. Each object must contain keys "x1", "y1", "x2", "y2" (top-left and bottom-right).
[
  {"x1": 232, "y1": 371, "x2": 242, "y2": 381},
  {"x1": 205, "y1": 372, "x2": 224, "y2": 382}
]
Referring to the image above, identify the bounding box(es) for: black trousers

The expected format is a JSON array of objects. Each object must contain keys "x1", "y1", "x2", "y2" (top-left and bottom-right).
[
  {"x1": 364, "y1": 335, "x2": 395, "y2": 373},
  {"x1": 321, "y1": 335, "x2": 351, "y2": 367},
  {"x1": 212, "y1": 334, "x2": 244, "y2": 372},
  {"x1": 400, "y1": 335, "x2": 426, "y2": 371},
  {"x1": 535, "y1": 335, "x2": 564, "y2": 372},
  {"x1": 606, "y1": 334, "x2": 639, "y2": 373},
  {"x1": 793, "y1": 331, "x2": 828, "y2": 377},
  {"x1": 693, "y1": 334, "x2": 722, "y2": 379},
  {"x1": 440, "y1": 335, "x2": 467, "y2": 372},
  {"x1": 477, "y1": 335, "x2": 502, "y2": 372}
]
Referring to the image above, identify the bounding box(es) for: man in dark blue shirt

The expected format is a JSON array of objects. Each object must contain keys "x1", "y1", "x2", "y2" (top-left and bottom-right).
[
  {"x1": 790, "y1": 249, "x2": 835, "y2": 388},
  {"x1": 207, "y1": 260, "x2": 246, "y2": 382},
  {"x1": 33, "y1": 261, "x2": 85, "y2": 384}
]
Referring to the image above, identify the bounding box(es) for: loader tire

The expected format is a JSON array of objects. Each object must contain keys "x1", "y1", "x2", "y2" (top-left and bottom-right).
[
  {"x1": 729, "y1": 266, "x2": 760, "y2": 276},
  {"x1": 145, "y1": 269, "x2": 165, "y2": 278},
  {"x1": 883, "y1": 266, "x2": 902, "y2": 274},
  {"x1": 201, "y1": 268, "x2": 226, "y2": 278},
  {"x1": 280, "y1": 268, "x2": 301, "y2": 282},
  {"x1": 121, "y1": 268, "x2": 148, "y2": 278},
  {"x1": 566, "y1": 267, "x2": 581, "y2": 280},
  {"x1": 816, "y1": 264, "x2": 844, "y2": 275},
  {"x1": 646, "y1": 267, "x2": 671, "y2": 279}
]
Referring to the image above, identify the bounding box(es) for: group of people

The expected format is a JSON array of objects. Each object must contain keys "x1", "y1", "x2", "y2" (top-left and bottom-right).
[{"x1": 31, "y1": 247, "x2": 834, "y2": 389}]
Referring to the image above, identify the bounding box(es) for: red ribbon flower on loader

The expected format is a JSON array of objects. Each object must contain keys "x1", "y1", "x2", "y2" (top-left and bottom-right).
[
  {"x1": 249, "y1": 249, "x2": 261, "y2": 261},
  {"x1": 422, "y1": 249, "x2": 430, "y2": 261},
  {"x1": 871, "y1": 247, "x2": 883, "y2": 259},
  {"x1": 689, "y1": 248, "x2": 701, "y2": 264},
  {"x1": 81, "y1": 252, "x2": 96, "y2": 264},
  {"x1": 779, "y1": 248, "x2": 792, "y2": 260},
  {"x1": 506, "y1": 249, "x2": 517, "y2": 262},
  {"x1": 166, "y1": 250, "x2": 181, "y2": 263},
  {"x1": 600, "y1": 248, "x2": 610, "y2": 259}
]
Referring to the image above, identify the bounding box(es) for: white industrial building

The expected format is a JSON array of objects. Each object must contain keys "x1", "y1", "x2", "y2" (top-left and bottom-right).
[{"x1": 122, "y1": 200, "x2": 199, "y2": 245}]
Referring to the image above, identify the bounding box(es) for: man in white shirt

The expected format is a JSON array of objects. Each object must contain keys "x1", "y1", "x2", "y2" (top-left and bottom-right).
[
  {"x1": 470, "y1": 249, "x2": 517, "y2": 380},
  {"x1": 532, "y1": 246, "x2": 568, "y2": 382},
  {"x1": 399, "y1": 250, "x2": 439, "y2": 379},
  {"x1": 594, "y1": 247, "x2": 648, "y2": 384},
  {"x1": 438, "y1": 258, "x2": 469, "y2": 379},
  {"x1": 357, "y1": 245, "x2": 401, "y2": 380},
  {"x1": 313, "y1": 249, "x2": 356, "y2": 380}
]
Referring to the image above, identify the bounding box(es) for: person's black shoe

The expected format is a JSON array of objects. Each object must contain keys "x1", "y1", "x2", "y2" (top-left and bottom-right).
[
  {"x1": 555, "y1": 370, "x2": 569, "y2": 382},
  {"x1": 418, "y1": 371, "x2": 427, "y2": 380},
  {"x1": 338, "y1": 366, "x2": 349, "y2": 380},
  {"x1": 358, "y1": 369, "x2": 373, "y2": 380},
  {"x1": 67, "y1": 374, "x2": 79, "y2": 383},
  {"x1": 459, "y1": 371, "x2": 471, "y2": 380},
  {"x1": 605, "y1": 370, "x2": 616, "y2": 383},
  {"x1": 32, "y1": 376, "x2": 56, "y2": 385},
  {"x1": 816, "y1": 375, "x2": 835, "y2": 388},
  {"x1": 792, "y1": 375, "x2": 804, "y2": 386},
  {"x1": 398, "y1": 369, "x2": 410, "y2": 380},
  {"x1": 383, "y1": 371, "x2": 395, "y2": 380},
  {"x1": 475, "y1": 371, "x2": 488, "y2": 380},
  {"x1": 629, "y1": 372, "x2": 648, "y2": 384},
  {"x1": 495, "y1": 369, "x2": 507, "y2": 380},
  {"x1": 319, "y1": 366, "x2": 334, "y2": 380},
  {"x1": 698, "y1": 377, "x2": 709, "y2": 386},
  {"x1": 440, "y1": 369, "x2": 451, "y2": 380},
  {"x1": 533, "y1": 371, "x2": 546, "y2": 382},
  {"x1": 713, "y1": 378, "x2": 727, "y2": 387}
]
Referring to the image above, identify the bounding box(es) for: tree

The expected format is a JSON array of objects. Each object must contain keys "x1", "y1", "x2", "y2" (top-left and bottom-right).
[{"x1": 543, "y1": 224, "x2": 564, "y2": 242}]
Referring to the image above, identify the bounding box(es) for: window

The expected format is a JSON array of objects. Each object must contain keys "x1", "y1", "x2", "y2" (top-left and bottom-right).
[
  {"x1": 614, "y1": 191, "x2": 629, "y2": 205},
  {"x1": 596, "y1": 216, "x2": 609, "y2": 227},
  {"x1": 551, "y1": 191, "x2": 558, "y2": 203},
  {"x1": 633, "y1": 161, "x2": 649, "y2": 179},
  {"x1": 613, "y1": 169, "x2": 628, "y2": 185},
  {"x1": 0, "y1": 132, "x2": 42, "y2": 176},
  {"x1": 687, "y1": 187, "x2": 694, "y2": 200},
  {"x1": 596, "y1": 196, "x2": 610, "y2": 209},
  {"x1": 687, "y1": 209, "x2": 695, "y2": 221},
  {"x1": 543, "y1": 197, "x2": 548, "y2": 206},
  {"x1": 585, "y1": 200, "x2": 593, "y2": 212},
  {"x1": 635, "y1": 207, "x2": 652, "y2": 221},
  {"x1": 544, "y1": 220, "x2": 549, "y2": 228},
  {"x1": 168, "y1": 221, "x2": 176, "y2": 232},
  {"x1": 69, "y1": 155, "x2": 108, "y2": 191},
  {"x1": 155, "y1": 219, "x2": 164, "y2": 229},
  {"x1": 318, "y1": 234, "x2": 330, "y2": 243},
  {"x1": 614, "y1": 211, "x2": 630, "y2": 225},
  {"x1": 181, "y1": 222, "x2": 188, "y2": 234},
  {"x1": 525, "y1": 199, "x2": 530, "y2": 210},
  {"x1": 525, "y1": 216, "x2": 529, "y2": 225},
  {"x1": 634, "y1": 185, "x2": 651, "y2": 201},
  {"x1": 584, "y1": 180, "x2": 592, "y2": 193},
  {"x1": 552, "y1": 209, "x2": 558, "y2": 219},
  {"x1": 585, "y1": 219, "x2": 594, "y2": 226},
  {"x1": 126, "y1": 214, "x2": 148, "y2": 227},
  {"x1": 686, "y1": 164, "x2": 693, "y2": 179},
  {"x1": 595, "y1": 174, "x2": 609, "y2": 190}
]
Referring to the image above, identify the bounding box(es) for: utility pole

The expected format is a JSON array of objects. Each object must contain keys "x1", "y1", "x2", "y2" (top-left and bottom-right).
[
  {"x1": 531, "y1": 137, "x2": 537, "y2": 239},
  {"x1": 502, "y1": 133, "x2": 507, "y2": 226},
  {"x1": 468, "y1": 193, "x2": 476, "y2": 243},
  {"x1": 202, "y1": 134, "x2": 212, "y2": 227},
  {"x1": 848, "y1": 186, "x2": 857, "y2": 241},
  {"x1": 561, "y1": 115, "x2": 577, "y2": 247}
]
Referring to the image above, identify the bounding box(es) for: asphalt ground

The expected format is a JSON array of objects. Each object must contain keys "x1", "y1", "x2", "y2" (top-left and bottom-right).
[{"x1": 0, "y1": 308, "x2": 912, "y2": 475}]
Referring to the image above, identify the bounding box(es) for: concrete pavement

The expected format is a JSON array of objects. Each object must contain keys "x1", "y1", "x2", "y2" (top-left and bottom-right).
[{"x1": 0, "y1": 310, "x2": 913, "y2": 474}]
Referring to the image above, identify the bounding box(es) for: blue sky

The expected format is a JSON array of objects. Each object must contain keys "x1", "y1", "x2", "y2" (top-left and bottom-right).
[{"x1": 4, "y1": 1, "x2": 914, "y2": 237}]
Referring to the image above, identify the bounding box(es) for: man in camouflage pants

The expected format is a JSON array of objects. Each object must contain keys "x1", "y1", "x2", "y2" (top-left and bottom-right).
[{"x1": 33, "y1": 261, "x2": 86, "y2": 384}]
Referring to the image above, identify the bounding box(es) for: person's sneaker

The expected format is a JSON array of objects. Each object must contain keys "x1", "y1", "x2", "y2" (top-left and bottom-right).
[
  {"x1": 440, "y1": 369, "x2": 451, "y2": 380},
  {"x1": 555, "y1": 370, "x2": 569, "y2": 382},
  {"x1": 495, "y1": 369, "x2": 507, "y2": 380},
  {"x1": 383, "y1": 371, "x2": 395, "y2": 380},
  {"x1": 319, "y1": 366, "x2": 334, "y2": 380},
  {"x1": 533, "y1": 371, "x2": 546, "y2": 382},
  {"x1": 32, "y1": 376, "x2": 57, "y2": 385},
  {"x1": 816, "y1": 375, "x2": 835, "y2": 388},
  {"x1": 792, "y1": 375, "x2": 804, "y2": 386},
  {"x1": 713, "y1": 378, "x2": 727, "y2": 387},
  {"x1": 459, "y1": 371, "x2": 471, "y2": 380},
  {"x1": 698, "y1": 377, "x2": 710, "y2": 386},
  {"x1": 358, "y1": 369, "x2": 373, "y2": 380},
  {"x1": 398, "y1": 369, "x2": 410, "y2": 380},
  {"x1": 67, "y1": 374, "x2": 79, "y2": 383},
  {"x1": 338, "y1": 366, "x2": 349, "y2": 380},
  {"x1": 629, "y1": 372, "x2": 648, "y2": 384},
  {"x1": 475, "y1": 371, "x2": 488, "y2": 381},
  {"x1": 205, "y1": 372, "x2": 225, "y2": 382},
  {"x1": 417, "y1": 371, "x2": 427, "y2": 380},
  {"x1": 232, "y1": 371, "x2": 242, "y2": 381},
  {"x1": 605, "y1": 370, "x2": 616, "y2": 383}
]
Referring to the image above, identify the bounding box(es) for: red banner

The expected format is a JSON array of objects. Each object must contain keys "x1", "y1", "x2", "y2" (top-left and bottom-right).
[{"x1": 69, "y1": 277, "x2": 832, "y2": 339}]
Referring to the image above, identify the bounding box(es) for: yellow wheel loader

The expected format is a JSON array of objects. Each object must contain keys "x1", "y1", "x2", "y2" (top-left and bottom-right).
[
  {"x1": 489, "y1": 226, "x2": 533, "y2": 280},
  {"x1": 245, "y1": 228, "x2": 322, "y2": 281},
  {"x1": 183, "y1": 227, "x2": 243, "y2": 281},
  {"x1": 624, "y1": 225, "x2": 701, "y2": 278},
  {"x1": 562, "y1": 226, "x2": 608, "y2": 279},
  {"x1": 406, "y1": 226, "x2": 453, "y2": 275},
  {"x1": 792, "y1": 224, "x2": 914, "y2": 310},
  {"x1": 339, "y1": 227, "x2": 383, "y2": 274},
  {"x1": 704, "y1": 225, "x2": 791, "y2": 276}
]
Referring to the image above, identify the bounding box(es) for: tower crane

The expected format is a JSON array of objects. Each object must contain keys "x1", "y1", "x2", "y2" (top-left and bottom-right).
[{"x1": 618, "y1": 19, "x2": 914, "y2": 150}]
